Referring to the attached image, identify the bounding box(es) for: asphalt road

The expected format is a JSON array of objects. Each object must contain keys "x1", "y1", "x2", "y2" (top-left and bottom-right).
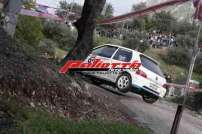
[
  {"x1": 121, "y1": 93, "x2": 202, "y2": 134},
  {"x1": 92, "y1": 84, "x2": 202, "y2": 134}
]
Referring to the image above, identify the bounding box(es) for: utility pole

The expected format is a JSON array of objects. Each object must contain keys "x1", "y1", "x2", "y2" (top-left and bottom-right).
[
  {"x1": 3, "y1": 0, "x2": 23, "y2": 37},
  {"x1": 170, "y1": 23, "x2": 201, "y2": 134}
]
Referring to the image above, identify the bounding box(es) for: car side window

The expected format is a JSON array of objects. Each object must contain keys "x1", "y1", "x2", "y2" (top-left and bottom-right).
[
  {"x1": 113, "y1": 48, "x2": 132, "y2": 62},
  {"x1": 92, "y1": 46, "x2": 118, "y2": 58}
]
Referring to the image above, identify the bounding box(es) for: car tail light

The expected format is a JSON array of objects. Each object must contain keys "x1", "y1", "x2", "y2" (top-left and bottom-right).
[
  {"x1": 136, "y1": 70, "x2": 147, "y2": 78},
  {"x1": 163, "y1": 84, "x2": 168, "y2": 88}
]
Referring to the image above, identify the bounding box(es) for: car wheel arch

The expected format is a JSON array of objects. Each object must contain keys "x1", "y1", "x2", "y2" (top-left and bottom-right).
[{"x1": 115, "y1": 72, "x2": 132, "y2": 93}]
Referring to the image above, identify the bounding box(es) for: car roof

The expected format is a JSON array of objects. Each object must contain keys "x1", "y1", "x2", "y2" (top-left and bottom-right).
[{"x1": 93, "y1": 44, "x2": 160, "y2": 65}]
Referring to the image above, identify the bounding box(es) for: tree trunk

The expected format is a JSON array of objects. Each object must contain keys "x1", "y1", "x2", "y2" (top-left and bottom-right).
[
  {"x1": 61, "y1": 0, "x2": 106, "y2": 64},
  {"x1": 3, "y1": 0, "x2": 22, "y2": 37}
]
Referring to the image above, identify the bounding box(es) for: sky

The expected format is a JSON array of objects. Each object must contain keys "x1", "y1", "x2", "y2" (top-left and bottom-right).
[{"x1": 37, "y1": 0, "x2": 146, "y2": 15}]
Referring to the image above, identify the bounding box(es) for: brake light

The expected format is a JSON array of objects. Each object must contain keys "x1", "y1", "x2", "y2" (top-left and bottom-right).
[
  {"x1": 162, "y1": 83, "x2": 172, "y2": 89},
  {"x1": 163, "y1": 84, "x2": 167, "y2": 88},
  {"x1": 136, "y1": 70, "x2": 147, "y2": 78}
]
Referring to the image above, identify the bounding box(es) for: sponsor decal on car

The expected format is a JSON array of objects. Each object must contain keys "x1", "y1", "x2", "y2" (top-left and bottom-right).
[{"x1": 59, "y1": 59, "x2": 141, "y2": 74}]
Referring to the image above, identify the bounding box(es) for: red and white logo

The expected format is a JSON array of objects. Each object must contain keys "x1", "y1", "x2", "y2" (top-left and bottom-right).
[{"x1": 59, "y1": 59, "x2": 141, "y2": 74}]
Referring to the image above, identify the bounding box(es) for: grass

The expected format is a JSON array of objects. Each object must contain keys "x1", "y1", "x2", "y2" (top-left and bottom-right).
[
  {"x1": 21, "y1": 113, "x2": 149, "y2": 134},
  {"x1": 193, "y1": 72, "x2": 202, "y2": 86},
  {"x1": 55, "y1": 47, "x2": 68, "y2": 60},
  {"x1": 2, "y1": 98, "x2": 149, "y2": 134}
]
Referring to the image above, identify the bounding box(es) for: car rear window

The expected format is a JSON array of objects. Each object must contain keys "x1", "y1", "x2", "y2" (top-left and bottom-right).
[
  {"x1": 140, "y1": 55, "x2": 164, "y2": 77},
  {"x1": 92, "y1": 45, "x2": 118, "y2": 58},
  {"x1": 113, "y1": 48, "x2": 132, "y2": 62}
]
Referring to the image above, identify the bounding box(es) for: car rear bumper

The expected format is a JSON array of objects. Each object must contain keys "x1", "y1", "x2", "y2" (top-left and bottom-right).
[
  {"x1": 132, "y1": 84, "x2": 165, "y2": 97},
  {"x1": 131, "y1": 73, "x2": 166, "y2": 98}
]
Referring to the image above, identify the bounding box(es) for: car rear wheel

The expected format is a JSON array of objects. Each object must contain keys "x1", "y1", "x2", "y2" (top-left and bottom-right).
[
  {"x1": 142, "y1": 94, "x2": 159, "y2": 104},
  {"x1": 116, "y1": 73, "x2": 132, "y2": 93}
]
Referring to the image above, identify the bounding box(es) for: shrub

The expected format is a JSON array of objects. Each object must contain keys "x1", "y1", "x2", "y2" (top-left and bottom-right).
[
  {"x1": 43, "y1": 21, "x2": 76, "y2": 50},
  {"x1": 152, "y1": 11, "x2": 176, "y2": 32},
  {"x1": 171, "y1": 92, "x2": 202, "y2": 112},
  {"x1": 122, "y1": 31, "x2": 150, "y2": 52},
  {"x1": 175, "y1": 34, "x2": 195, "y2": 48},
  {"x1": 164, "y1": 48, "x2": 202, "y2": 74},
  {"x1": 15, "y1": 15, "x2": 44, "y2": 46},
  {"x1": 163, "y1": 48, "x2": 191, "y2": 67},
  {"x1": 94, "y1": 36, "x2": 122, "y2": 46},
  {"x1": 38, "y1": 39, "x2": 58, "y2": 57}
]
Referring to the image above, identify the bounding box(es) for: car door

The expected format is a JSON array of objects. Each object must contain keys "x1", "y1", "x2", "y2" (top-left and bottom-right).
[
  {"x1": 110, "y1": 48, "x2": 133, "y2": 82},
  {"x1": 84, "y1": 45, "x2": 118, "y2": 81}
]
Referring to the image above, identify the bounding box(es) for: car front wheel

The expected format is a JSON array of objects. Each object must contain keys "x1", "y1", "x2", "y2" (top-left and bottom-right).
[{"x1": 116, "y1": 73, "x2": 132, "y2": 93}]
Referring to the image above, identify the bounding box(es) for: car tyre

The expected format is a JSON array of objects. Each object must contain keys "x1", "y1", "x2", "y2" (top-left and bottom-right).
[
  {"x1": 116, "y1": 73, "x2": 132, "y2": 93},
  {"x1": 142, "y1": 94, "x2": 159, "y2": 104}
]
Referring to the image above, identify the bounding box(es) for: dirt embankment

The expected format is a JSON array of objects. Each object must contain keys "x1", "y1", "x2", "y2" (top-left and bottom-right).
[{"x1": 0, "y1": 28, "x2": 125, "y2": 122}]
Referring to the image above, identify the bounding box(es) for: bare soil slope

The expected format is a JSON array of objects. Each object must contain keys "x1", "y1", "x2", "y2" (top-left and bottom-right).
[{"x1": 0, "y1": 27, "x2": 125, "y2": 128}]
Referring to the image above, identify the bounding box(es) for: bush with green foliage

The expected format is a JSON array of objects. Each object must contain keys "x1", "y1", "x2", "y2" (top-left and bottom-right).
[
  {"x1": 171, "y1": 92, "x2": 202, "y2": 112},
  {"x1": 102, "y1": 3, "x2": 114, "y2": 18},
  {"x1": 163, "y1": 47, "x2": 201, "y2": 76},
  {"x1": 130, "y1": 19, "x2": 146, "y2": 31},
  {"x1": 23, "y1": 0, "x2": 36, "y2": 9},
  {"x1": 132, "y1": 2, "x2": 146, "y2": 12},
  {"x1": 43, "y1": 21, "x2": 76, "y2": 50},
  {"x1": 152, "y1": 11, "x2": 176, "y2": 32},
  {"x1": 127, "y1": 11, "x2": 176, "y2": 33},
  {"x1": 163, "y1": 48, "x2": 191, "y2": 67},
  {"x1": 130, "y1": 3, "x2": 151, "y2": 31},
  {"x1": 94, "y1": 36, "x2": 122, "y2": 46},
  {"x1": 15, "y1": 15, "x2": 44, "y2": 47},
  {"x1": 122, "y1": 31, "x2": 150, "y2": 52},
  {"x1": 172, "y1": 21, "x2": 197, "y2": 37},
  {"x1": 176, "y1": 34, "x2": 195, "y2": 48},
  {"x1": 38, "y1": 38, "x2": 58, "y2": 57},
  {"x1": 57, "y1": 1, "x2": 82, "y2": 17}
]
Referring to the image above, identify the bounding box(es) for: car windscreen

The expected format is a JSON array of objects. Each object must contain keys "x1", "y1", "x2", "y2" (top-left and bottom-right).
[
  {"x1": 113, "y1": 48, "x2": 132, "y2": 62},
  {"x1": 92, "y1": 45, "x2": 118, "y2": 58},
  {"x1": 140, "y1": 55, "x2": 164, "y2": 77}
]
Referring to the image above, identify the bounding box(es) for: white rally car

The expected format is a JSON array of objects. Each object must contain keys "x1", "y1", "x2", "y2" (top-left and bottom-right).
[{"x1": 84, "y1": 44, "x2": 167, "y2": 103}]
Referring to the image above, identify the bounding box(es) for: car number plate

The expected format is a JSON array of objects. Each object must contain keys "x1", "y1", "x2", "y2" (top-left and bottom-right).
[{"x1": 150, "y1": 83, "x2": 158, "y2": 91}]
